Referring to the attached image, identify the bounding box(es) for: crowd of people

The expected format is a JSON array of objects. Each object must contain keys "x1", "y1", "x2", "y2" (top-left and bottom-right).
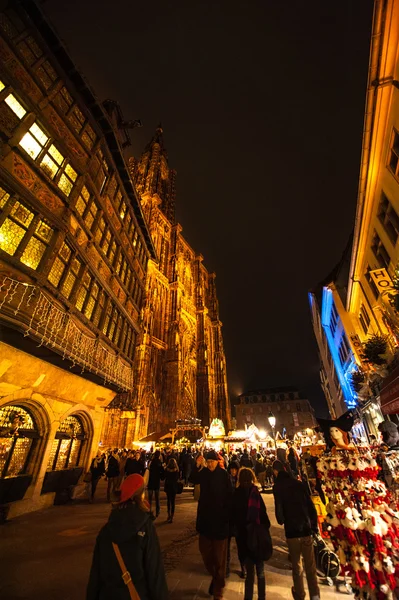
[{"x1": 86, "y1": 441, "x2": 320, "y2": 600}]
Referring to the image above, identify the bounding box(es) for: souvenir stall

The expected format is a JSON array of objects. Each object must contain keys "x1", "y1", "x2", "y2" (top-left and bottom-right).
[{"x1": 316, "y1": 412, "x2": 399, "y2": 599}]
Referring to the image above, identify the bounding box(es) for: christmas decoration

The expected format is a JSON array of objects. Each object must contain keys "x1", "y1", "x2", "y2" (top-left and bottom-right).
[
  {"x1": 361, "y1": 335, "x2": 389, "y2": 367},
  {"x1": 318, "y1": 447, "x2": 399, "y2": 599},
  {"x1": 0, "y1": 275, "x2": 133, "y2": 390}
]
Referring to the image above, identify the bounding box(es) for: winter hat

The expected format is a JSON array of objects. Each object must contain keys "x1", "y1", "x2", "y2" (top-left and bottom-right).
[
  {"x1": 119, "y1": 474, "x2": 145, "y2": 503},
  {"x1": 228, "y1": 461, "x2": 240, "y2": 471},
  {"x1": 205, "y1": 449, "x2": 219, "y2": 461}
]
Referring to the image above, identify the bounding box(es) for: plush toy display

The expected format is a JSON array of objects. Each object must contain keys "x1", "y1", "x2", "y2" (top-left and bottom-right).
[{"x1": 317, "y1": 424, "x2": 399, "y2": 599}]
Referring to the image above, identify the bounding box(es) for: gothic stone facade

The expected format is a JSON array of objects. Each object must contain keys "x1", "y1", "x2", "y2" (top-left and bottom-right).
[{"x1": 130, "y1": 129, "x2": 231, "y2": 437}]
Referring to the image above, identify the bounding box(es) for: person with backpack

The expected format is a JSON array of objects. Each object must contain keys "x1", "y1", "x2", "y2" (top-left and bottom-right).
[
  {"x1": 232, "y1": 467, "x2": 271, "y2": 600},
  {"x1": 273, "y1": 460, "x2": 320, "y2": 600},
  {"x1": 86, "y1": 473, "x2": 168, "y2": 600}
]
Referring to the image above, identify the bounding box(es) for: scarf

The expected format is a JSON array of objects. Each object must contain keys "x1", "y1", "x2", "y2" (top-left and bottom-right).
[{"x1": 247, "y1": 484, "x2": 261, "y2": 525}]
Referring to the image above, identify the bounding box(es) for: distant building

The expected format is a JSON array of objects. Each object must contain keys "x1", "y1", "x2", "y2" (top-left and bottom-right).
[
  {"x1": 235, "y1": 387, "x2": 317, "y2": 438},
  {"x1": 130, "y1": 129, "x2": 231, "y2": 436}
]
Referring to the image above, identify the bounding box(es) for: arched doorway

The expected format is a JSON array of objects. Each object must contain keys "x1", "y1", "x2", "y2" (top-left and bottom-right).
[{"x1": 0, "y1": 404, "x2": 40, "y2": 504}]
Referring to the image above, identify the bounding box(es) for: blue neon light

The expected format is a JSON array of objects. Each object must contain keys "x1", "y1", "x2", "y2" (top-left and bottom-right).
[{"x1": 321, "y1": 287, "x2": 357, "y2": 408}]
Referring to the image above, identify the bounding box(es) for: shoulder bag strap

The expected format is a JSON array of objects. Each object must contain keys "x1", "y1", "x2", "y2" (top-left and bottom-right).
[{"x1": 112, "y1": 542, "x2": 141, "y2": 600}]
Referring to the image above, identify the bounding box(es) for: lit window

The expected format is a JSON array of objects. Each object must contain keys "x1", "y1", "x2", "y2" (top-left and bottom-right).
[
  {"x1": 0, "y1": 196, "x2": 51, "y2": 269},
  {"x1": 5, "y1": 94, "x2": 26, "y2": 119},
  {"x1": 0, "y1": 185, "x2": 10, "y2": 209},
  {"x1": 19, "y1": 122, "x2": 48, "y2": 159},
  {"x1": 0, "y1": 219, "x2": 25, "y2": 255},
  {"x1": 48, "y1": 242, "x2": 72, "y2": 287},
  {"x1": 61, "y1": 256, "x2": 81, "y2": 299},
  {"x1": 0, "y1": 80, "x2": 4, "y2": 92},
  {"x1": 75, "y1": 270, "x2": 92, "y2": 311}
]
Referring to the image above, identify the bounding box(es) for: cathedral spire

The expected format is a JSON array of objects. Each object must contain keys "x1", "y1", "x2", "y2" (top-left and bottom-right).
[{"x1": 130, "y1": 125, "x2": 176, "y2": 223}]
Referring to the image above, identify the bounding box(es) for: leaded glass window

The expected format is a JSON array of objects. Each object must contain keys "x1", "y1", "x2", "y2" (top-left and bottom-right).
[
  {"x1": 0, "y1": 405, "x2": 38, "y2": 478},
  {"x1": 46, "y1": 414, "x2": 85, "y2": 472}
]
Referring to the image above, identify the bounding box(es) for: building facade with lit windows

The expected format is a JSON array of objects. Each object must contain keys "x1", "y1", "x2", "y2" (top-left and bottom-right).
[
  {"x1": 235, "y1": 388, "x2": 317, "y2": 438},
  {"x1": 130, "y1": 129, "x2": 231, "y2": 437},
  {"x1": 0, "y1": 1, "x2": 155, "y2": 517},
  {"x1": 345, "y1": 0, "x2": 399, "y2": 422},
  {"x1": 310, "y1": 0, "x2": 399, "y2": 437}
]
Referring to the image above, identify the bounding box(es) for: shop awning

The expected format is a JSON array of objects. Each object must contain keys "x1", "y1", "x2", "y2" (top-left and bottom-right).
[
  {"x1": 379, "y1": 364, "x2": 399, "y2": 414},
  {"x1": 138, "y1": 430, "x2": 171, "y2": 442}
]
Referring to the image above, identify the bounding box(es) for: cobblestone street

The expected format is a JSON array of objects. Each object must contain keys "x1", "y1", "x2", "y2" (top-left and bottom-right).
[{"x1": 0, "y1": 481, "x2": 351, "y2": 600}]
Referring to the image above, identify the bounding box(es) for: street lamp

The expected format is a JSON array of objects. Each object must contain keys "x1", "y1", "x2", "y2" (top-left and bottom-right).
[{"x1": 268, "y1": 411, "x2": 277, "y2": 450}]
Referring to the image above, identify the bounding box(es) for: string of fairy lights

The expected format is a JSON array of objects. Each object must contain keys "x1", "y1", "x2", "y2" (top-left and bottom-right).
[{"x1": 0, "y1": 275, "x2": 133, "y2": 391}]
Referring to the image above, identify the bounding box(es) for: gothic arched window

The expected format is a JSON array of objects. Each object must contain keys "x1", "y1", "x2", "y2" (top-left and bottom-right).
[
  {"x1": 0, "y1": 404, "x2": 39, "y2": 478},
  {"x1": 46, "y1": 415, "x2": 86, "y2": 471}
]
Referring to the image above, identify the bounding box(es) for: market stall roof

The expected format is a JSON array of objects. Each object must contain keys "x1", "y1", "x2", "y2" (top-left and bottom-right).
[
  {"x1": 379, "y1": 363, "x2": 399, "y2": 414},
  {"x1": 138, "y1": 431, "x2": 170, "y2": 442}
]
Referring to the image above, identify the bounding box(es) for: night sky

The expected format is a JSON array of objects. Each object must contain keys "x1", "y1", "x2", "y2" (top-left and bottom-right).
[{"x1": 42, "y1": 0, "x2": 374, "y2": 417}]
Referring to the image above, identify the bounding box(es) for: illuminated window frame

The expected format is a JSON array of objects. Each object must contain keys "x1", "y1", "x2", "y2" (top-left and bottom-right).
[
  {"x1": 74, "y1": 185, "x2": 98, "y2": 231},
  {"x1": 0, "y1": 184, "x2": 53, "y2": 270}
]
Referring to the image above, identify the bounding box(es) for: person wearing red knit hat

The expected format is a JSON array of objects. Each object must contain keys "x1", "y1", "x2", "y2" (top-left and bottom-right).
[{"x1": 87, "y1": 474, "x2": 168, "y2": 600}]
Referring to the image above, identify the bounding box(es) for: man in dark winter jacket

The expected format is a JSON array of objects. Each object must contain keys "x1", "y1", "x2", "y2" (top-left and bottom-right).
[
  {"x1": 191, "y1": 449, "x2": 232, "y2": 600},
  {"x1": 273, "y1": 460, "x2": 320, "y2": 600}
]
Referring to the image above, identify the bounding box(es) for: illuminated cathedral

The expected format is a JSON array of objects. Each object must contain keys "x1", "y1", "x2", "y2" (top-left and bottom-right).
[{"x1": 129, "y1": 128, "x2": 231, "y2": 438}]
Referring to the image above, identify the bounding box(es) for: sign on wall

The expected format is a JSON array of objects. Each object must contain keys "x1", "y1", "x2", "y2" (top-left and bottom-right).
[{"x1": 369, "y1": 268, "x2": 393, "y2": 295}]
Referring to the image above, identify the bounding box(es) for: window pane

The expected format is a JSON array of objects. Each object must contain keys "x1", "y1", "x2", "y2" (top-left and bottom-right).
[
  {"x1": 5, "y1": 437, "x2": 32, "y2": 477},
  {"x1": 20, "y1": 237, "x2": 46, "y2": 270},
  {"x1": 48, "y1": 144, "x2": 64, "y2": 165},
  {"x1": 48, "y1": 256, "x2": 65, "y2": 287},
  {"x1": 65, "y1": 164, "x2": 77, "y2": 182},
  {"x1": 0, "y1": 218, "x2": 25, "y2": 254},
  {"x1": 0, "y1": 186, "x2": 10, "y2": 209},
  {"x1": 55, "y1": 439, "x2": 70, "y2": 470},
  {"x1": 40, "y1": 154, "x2": 59, "y2": 179},
  {"x1": 5, "y1": 94, "x2": 26, "y2": 119},
  {"x1": 75, "y1": 285, "x2": 87, "y2": 311},
  {"x1": 75, "y1": 195, "x2": 86, "y2": 216},
  {"x1": 59, "y1": 242, "x2": 71, "y2": 262},
  {"x1": 46, "y1": 439, "x2": 59, "y2": 471},
  {"x1": 58, "y1": 174, "x2": 73, "y2": 197},
  {"x1": 62, "y1": 272, "x2": 76, "y2": 299},
  {"x1": 19, "y1": 132, "x2": 41, "y2": 159},
  {"x1": 30, "y1": 122, "x2": 48, "y2": 145}
]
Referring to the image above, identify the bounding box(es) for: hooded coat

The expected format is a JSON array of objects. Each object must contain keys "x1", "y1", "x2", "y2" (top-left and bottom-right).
[{"x1": 86, "y1": 503, "x2": 168, "y2": 600}]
